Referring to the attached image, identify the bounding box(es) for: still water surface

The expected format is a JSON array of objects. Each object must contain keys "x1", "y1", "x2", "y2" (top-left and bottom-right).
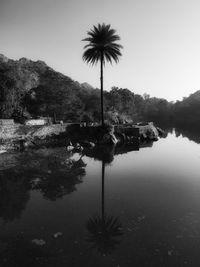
[{"x1": 0, "y1": 128, "x2": 200, "y2": 266}]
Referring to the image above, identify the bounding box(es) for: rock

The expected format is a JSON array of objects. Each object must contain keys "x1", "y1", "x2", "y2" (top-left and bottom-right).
[
  {"x1": 31, "y1": 239, "x2": 46, "y2": 246},
  {"x1": 53, "y1": 232, "x2": 63, "y2": 238},
  {"x1": 114, "y1": 125, "x2": 139, "y2": 144},
  {"x1": 138, "y1": 122, "x2": 159, "y2": 141},
  {"x1": 102, "y1": 133, "x2": 118, "y2": 145},
  {"x1": 168, "y1": 250, "x2": 173, "y2": 256},
  {"x1": 82, "y1": 141, "x2": 95, "y2": 149},
  {"x1": 66, "y1": 140, "x2": 72, "y2": 146},
  {"x1": 66, "y1": 145, "x2": 74, "y2": 152},
  {"x1": 32, "y1": 177, "x2": 41, "y2": 186},
  {"x1": 156, "y1": 127, "x2": 167, "y2": 137},
  {"x1": 116, "y1": 133, "x2": 126, "y2": 144},
  {"x1": 74, "y1": 143, "x2": 84, "y2": 152}
]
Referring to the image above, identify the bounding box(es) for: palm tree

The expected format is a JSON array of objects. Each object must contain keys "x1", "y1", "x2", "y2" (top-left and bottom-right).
[{"x1": 82, "y1": 23, "x2": 123, "y2": 126}]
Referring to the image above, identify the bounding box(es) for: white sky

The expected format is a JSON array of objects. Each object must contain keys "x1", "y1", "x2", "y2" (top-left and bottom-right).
[{"x1": 1, "y1": 0, "x2": 200, "y2": 101}]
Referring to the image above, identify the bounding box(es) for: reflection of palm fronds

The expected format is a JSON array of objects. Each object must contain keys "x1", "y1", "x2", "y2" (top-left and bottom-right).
[{"x1": 86, "y1": 215, "x2": 123, "y2": 255}]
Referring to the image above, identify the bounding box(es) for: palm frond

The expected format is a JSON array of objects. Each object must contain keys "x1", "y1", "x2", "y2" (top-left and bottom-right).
[
  {"x1": 82, "y1": 47, "x2": 101, "y2": 65},
  {"x1": 82, "y1": 23, "x2": 123, "y2": 65}
]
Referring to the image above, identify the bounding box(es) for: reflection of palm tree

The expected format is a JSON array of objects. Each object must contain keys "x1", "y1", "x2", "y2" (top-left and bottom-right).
[
  {"x1": 86, "y1": 160, "x2": 123, "y2": 255},
  {"x1": 86, "y1": 215, "x2": 123, "y2": 255},
  {"x1": 82, "y1": 23, "x2": 122, "y2": 126}
]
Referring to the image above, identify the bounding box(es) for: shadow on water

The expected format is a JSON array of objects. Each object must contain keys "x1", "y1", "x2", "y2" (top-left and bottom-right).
[
  {"x1": 83, "y1": 137, "x2": 157, "y2": 165},
  {"x1": 0, "y1": 134, "x2": 170, "y2": 265},
  {"x1": 31, "y1": 154, "x2": 86, "y2": 201},
  {"x1": 0, "y1": 137, "x2": 145, "y2": 225},
  {"x1": 86, "y1": 160, "x2": 123, "y2": 255},
  {"x1": 0, "y1": 235, "x2": 53, "y2": 267},
  {"x1": 0, "y1": 148, "x2": 87, "y2": 222},
  {"x1": 0, "y1": 149, "x2": 87, "y2": 266},
  {"x1": 84, "y1": 136, "x2": 167, "y2": 255},
  {"x1": 0, "y1": 169, "x2": 31, "y2": 222},
  {"x1": 84, "y1": 138, "x2": 140, "y2": 164}
]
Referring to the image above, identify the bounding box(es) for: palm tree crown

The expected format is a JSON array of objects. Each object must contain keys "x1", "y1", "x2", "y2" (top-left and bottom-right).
[
  {"x1": 82, "y1": 23, "x2": 122, "y2": 126},
  {"x1": 82, "y1": 23, "x2": 123, "y2": 65}
]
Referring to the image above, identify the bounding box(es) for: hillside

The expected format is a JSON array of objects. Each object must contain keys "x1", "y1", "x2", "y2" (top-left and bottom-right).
[
  {"x1": 0, "y1": 54, "x2": 80, "y2": 91},
  {"x1": 0, "y1": 54, "x2": 91, "y2": 121},
  {"x1": 1, "y1": 54, "x2": 200, "y2": 126},
  {"x1": 0, "y1": 54, "x2": 136, "y2": 123}
]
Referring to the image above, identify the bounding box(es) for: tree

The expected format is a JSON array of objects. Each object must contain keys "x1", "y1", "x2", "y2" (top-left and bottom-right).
[{"x1": 82, "y1": 23, "x2": 123, "y2": 126}]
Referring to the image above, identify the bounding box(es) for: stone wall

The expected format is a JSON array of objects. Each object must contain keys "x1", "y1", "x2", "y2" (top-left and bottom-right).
[
  {"x1": 0, "y1": 122, "x2": 160, "y2": 151},
  {"x1": 0, "y1": 119, "x2": 14, "y2": 126},
  {"x1": 0, "y1": 124, "x2": 72, "y2": 151},
  {"x1": 0, "y1": 124, "x2": 68, "y2": 141}
]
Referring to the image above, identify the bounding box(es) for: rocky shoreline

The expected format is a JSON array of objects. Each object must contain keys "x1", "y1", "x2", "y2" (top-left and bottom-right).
[{"x1": 0, "y1": 122, "x2": 165, "y2": 153}]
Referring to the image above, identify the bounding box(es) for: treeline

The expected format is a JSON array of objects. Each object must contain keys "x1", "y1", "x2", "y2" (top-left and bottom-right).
[
  {"x1": 0, "y1": 55, "x2": 200, "y2": 126},
  {"x1": 0, "y1": 75, "x2": 172, "y2": 124},
  {"x1": 172, "y1": 91, "x2": 200, "y2": 127}
]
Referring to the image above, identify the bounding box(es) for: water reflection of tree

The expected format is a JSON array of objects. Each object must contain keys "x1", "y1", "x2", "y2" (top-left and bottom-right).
[
  {"x1": 32, "y1": 156, "x2": 86, "y2": 201},
  {"x1": 85, "y1": 139, "x2": 140, "y2": 162},
  {"x1": 0, "y1": 149, "x2": 87, "y2": 222},
  {"x1": 175, "y1": 127, "x2": 200, "y2": 144},
  {"x1": 0, "y1": 168, "x2": 31, "y2": 222},
  {"x1": 0, "y1": 235, "x2": 51, "y2": 267},
  {"x1": 86, "y1": 158, "x2": 123, "y2": 255}
]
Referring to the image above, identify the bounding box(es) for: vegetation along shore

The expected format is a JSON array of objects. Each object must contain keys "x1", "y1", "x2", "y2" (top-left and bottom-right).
[
  {"x1": 0, "y1": 50, "x2": 199, "y2": 153},
  {"x1": 1, "y1": 53, "x2": 200, "y2": 129}
]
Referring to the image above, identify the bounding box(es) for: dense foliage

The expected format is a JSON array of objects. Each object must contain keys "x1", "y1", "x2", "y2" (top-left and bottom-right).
[{"x1": 0, "y1": 54, "x2": 200, "y2": 126}]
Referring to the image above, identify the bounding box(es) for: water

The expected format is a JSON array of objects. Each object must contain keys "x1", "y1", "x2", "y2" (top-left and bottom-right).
[{"x1": 1, "y1": 128, "x2": 200, "y2": 266}]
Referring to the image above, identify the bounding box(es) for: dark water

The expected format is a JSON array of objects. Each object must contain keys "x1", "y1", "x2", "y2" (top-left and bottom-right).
[{"x1": 1, "y1": 128, "x2": 200, "y2": 266}]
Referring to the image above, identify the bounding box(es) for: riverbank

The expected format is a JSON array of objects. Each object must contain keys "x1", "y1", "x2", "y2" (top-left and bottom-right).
[{"x1": 0, "y1": 122, "x2": 163, "y2": 152}]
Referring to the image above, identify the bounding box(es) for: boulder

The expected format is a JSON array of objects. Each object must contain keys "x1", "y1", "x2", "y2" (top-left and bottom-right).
[
  {"x1": 138, "y1": 123, "x2": 159, "y2": 141},
  {"x1": 66, "y1": 145, "x2": 74, "y2": 152},
  {"x1": 156, "y1": 127, "x2": 167, "y2": 137},
  {"x1": 82, "y1": 141, "x2": 95, "y2": 149},
  {"x1": 74, "y1": 143, "x2": 84, "y2": 152},
  {"x1": 102, "y1": 133, "x2": 118, "y2": 145}
]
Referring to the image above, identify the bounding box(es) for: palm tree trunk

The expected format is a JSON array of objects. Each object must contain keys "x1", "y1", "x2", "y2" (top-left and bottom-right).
[
  {"x1": 101, "y1": 160, "x2": 105, "y2": 222},
  {"x1": 100, "y1": 52, "x2": 104, "y2": 127}
]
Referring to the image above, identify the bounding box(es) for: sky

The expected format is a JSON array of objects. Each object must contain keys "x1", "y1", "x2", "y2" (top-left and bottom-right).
[{"x1": 1, "y1": 0, "x2": 200, "y2": 101}]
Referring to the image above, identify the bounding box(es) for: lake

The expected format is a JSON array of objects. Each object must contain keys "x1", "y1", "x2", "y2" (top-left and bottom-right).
[{"x1": 0, "y1": 127, "x2": 200, "y2": 267}]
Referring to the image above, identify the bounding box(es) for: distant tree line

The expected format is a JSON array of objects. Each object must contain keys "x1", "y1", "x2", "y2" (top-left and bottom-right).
[
  {"x1": 1, "y1": 74, "x2": 200, "y2": 127},
  {"x1": 1, "y1": 55, "x2": 200, "y2": 126}
]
